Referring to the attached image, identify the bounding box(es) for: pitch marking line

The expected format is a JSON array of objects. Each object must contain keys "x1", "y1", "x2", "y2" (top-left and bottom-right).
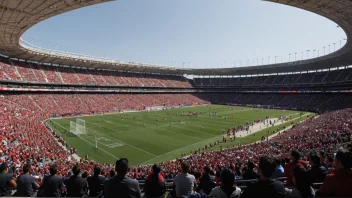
[
  {"x1": 140, "y1": 112, "x2": 309, "y2": 165},
  {"x1": 50, "y1": 120, "x2": 120, "y2": 160}
]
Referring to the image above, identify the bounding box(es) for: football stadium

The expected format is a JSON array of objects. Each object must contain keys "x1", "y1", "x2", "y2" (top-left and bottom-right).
[{"x1": 0, "y1": 0, "x2": 351, "y2": 197}]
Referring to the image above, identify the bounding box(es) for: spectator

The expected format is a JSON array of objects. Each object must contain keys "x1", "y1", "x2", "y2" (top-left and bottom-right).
[
  {"x1": 242, "y1": 161, "x2": 260, "y2": 180},
  {"x1": 284, "y1": 150, "x2": 307, "y2": 186},
  {"x1": 319, "y1": 151, "x2": 328, "y2": 169},
  {"x1": 0, "y1": 163, "x2": 16, "y2": 196},
  {"x1": 272, "y1": 158, "x2": 284, "y2": 178},
  {"x1": 13, "y1": 164, "x2": 39, "y2": 197},
  {"x1": 307, "y1": 153, "x2": 326, "y2": 184},
  {"x1": 198, "y1": 166, "x2": 215, "y2": 195},
  {"x1": 173, "y1": 161, "x2": 196, "y2": 197},
  {"x1": 241, "y1": 156, "x2": 285, "y2": 198},
  {"x1": 209, "y1": 168, "x2": 241, "y2": 198},
  {"x1": 39, "y1": 164, "x2": 64, "y2": 197},
  {"x1": 144, "y1": 164, "x2": 165, "y2": 198},
  {"x1": 64, "y1": 164, "x2": 88, "y2": 197},
  {"x1": 285, "y1": 167, "x2": 315, "y2": 198},
  {"x1": 87, "y1": 165, "x2": 106, "y2": 197},
  {"x1": 104, "y1": 158, "x2": 141, "y2": 198},
  {"x1": 317, "y1": 149, "x2": 352, "y2": 197},
  {"x1": 109, "y1": 170, "x2": 115, "y2": 179}
]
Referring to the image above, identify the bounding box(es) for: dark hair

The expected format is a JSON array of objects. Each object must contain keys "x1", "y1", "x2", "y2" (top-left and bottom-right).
[
  {"x1": 220, "y1": 168, "x2": 235, "y2": 186},
  {"x1": 291, "y1": 150, "x2": 301, "y2": 162},
  {"x1": 152, "y1": 164, "x2": 161, "y2": 174},
  {"x1": 94, "y1": 165, "x2": 101, "y2": 176},
  {"x1": 109, "y1": 169, "x2": 115, "y2": 178},
  {"x1": 335, "y1": 149, "x2": 352, "y2": 169},
  {"x1": 293, "y1": 167, "x2": 314, "y2": 198},
  {"x1": 285, "y1": 157, "x2": 290, "y2": 164},
  {"x1": 0, "y1": 163, "x2": 8, "y2": 172},
  {"x1": 72, "y1": 164, "x2": 81, "y2": 176},
  {"x1": 116, "y1": 158, "x2": 128, "y2": 174},
  {"x1": 259, "y1": 156, "x2": 276, "y2": 178},
  {"x1": 204, "y1": 166, "x2": 211, "y2": 174},
  {"x1": 181, "y1": 161, "x2": 190, "y2": 173},
  {"x1": 49, "y1": 165, "x2": 58, "y2": 175},
  {"x1": 23, "y1": 164, "x2": 31, "y2": 174},
  {"x1": 274, "y1": 158, "x2": 281, "y2": 165},
  {"x1": 309, "y1": 153, "x2": 320, "y2": 166},
  {"x1": 82, "y1": 171, "x2": 88, "y2": 179},
  {"x1": 247, "y1": 161, "x2": 255, "y2": 170}
]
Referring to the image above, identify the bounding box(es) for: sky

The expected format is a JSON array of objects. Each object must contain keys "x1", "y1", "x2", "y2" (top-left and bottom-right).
[{"x1": 22, "y1": 0, "x2": 346, "y2": 69}]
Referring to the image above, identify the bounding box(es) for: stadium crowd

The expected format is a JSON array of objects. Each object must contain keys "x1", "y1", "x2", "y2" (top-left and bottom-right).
[
  {"x1": 0, "y1": 59, "x2": 192, "y2": 88},
  {"x1": 194, "y1": 67, "x2": 352, "y2": 86},
  {"x1": 0, "y1": 90, "x2": 350, "y2": 197}
]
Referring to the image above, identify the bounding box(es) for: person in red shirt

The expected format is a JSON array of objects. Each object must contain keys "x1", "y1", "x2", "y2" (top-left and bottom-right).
[
  {"x1": 284, "y1": 150, "x2": 307, "y2": 186},
  {"x1": 317, "y1": 149, "x2": 352, "y2": 197}
]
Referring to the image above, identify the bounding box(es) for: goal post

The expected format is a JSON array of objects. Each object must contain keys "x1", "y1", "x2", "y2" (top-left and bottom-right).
[
  {"x1": 69, "y1": 119, "x2": 86, "y2": 136},
  {"x1": 76, "y1": 118, "x2": 86, "y2": 135}
]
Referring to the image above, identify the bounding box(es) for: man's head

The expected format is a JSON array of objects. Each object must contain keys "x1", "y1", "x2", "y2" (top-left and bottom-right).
[
  {"x1": 23, "y1": 164, "x2": 31, "y2": 174},
  {"x1": 181, "y1": 161, "x2": 190, "y2": 174},
  {"x1": 72, "y1": 164, "x2": 81, "y2": 176},
  {"x1": 274, "y1": 158, "x2": 281, "y2": 166},
  {"x1": 334, "y1": 149, "x2": 352, "y2": 169},
  {"x1": 94, "y1": 165, "x2": 101, "y2": 176},
  {"x1": 309, "y1": 153, "x2": 320, "y2": 166},
  {"x1": 290, "y1": 150, "x2": 301, "y2": 162},
  {"x1": 49, "y1": 165, "x2": 58, "y2": 175},
  {"x1": 247, "y1": 161, "x2": 255, "y2": 170},
  {"x1": 0, "y1": 163, "x2": 8, "y2": 173},
  {"x1": 220, "y1": 168, "x2": 235, "y2": 186},
  {"x1": 115, "y1": 158, "x2": 129, "y2": 175},
  {"x1": 258, "y1": 156, "x2": 276, "y2": 179},
  {"x1": 203, "y1": 166, "x2": 211, "y2": 175},
  {"x1": 152, "y1": 164, "x2": 161, "y2": 174}
]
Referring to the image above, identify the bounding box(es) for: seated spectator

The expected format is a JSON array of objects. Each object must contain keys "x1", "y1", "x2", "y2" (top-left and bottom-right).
[
  {"x1": 104, "y1": 158, "x2": 141, "y2": 198},
  {"x1": 173, "y1": 161, "x2": 197, "y2": 197},
  {"x1": 317, "y1": 149, "x2": 352, "y2": 197},
  {"x1": 13, "y1": 164, "x2": 39, "y2": 197},
  {"x1": 319, "y1": 151, "x2": 328, "y2": 169},
  {"x1": 198, "y1": 166, "x2": 215, "y2": 195},
  {"x1": 144, "y1": 164, "x2": 165, "y2": 198},
  {"x1": 242, "y1": 161, "x2": 260, "y2": 180},
  {"x1": 272, "y1": 158, "x2": 284, "y2": 178},
  {"x1": 285, "y1": 167, "x2": 315, "y2": 198},
  {"x1": 307, "y1": 153, "x2": 326, "y2": 184},
  {"x1": 64, "y1": 164, "x2": 88, "y2": 197},
  {"x1": 284, "y1": 150, "x2": 307, "y2": 186},
  {"x1": 209, "y1": 168, "x2": 241, "y2": 198},
  {"x1": 241, "y1": 156, "x2": 285, "y2": 198},
  {"x1": 87, "y1": 165, "x2": 106, "y2": 197},
  {"x1": 39, "y1": 164, "x2": 64, "y2": 197},
  {"x1": 0, "y1": 163, "x2": 16, "y2": 196}
]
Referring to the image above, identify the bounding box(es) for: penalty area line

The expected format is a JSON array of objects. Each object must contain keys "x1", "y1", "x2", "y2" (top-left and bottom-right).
[{"x1": 50, "y1": 120, "x2": 120, "y2": 160}]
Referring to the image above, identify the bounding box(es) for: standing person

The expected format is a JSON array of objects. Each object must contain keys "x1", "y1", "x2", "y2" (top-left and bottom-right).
[
  {"x1": 87, "y1": 165, "x2": 106, "y2": 197},
  {"x1": 209, "y1": 168, "x2": 241, "y2": 198},
  {"x1": 144, "y1": 164, "x2": 165, "y2": 198},
  {"x1": 65, "y1": 164, "x2": 88, "y2": 197},
  {"x1": 241, "y1": 156, "x2": 285, "y2": 198},
  {"x1": 307, "y1": 153, "x2": 326, "y2": 184},
  {"x1": 173, "y1": 161, "x2": 197, "y2": 197},
  {"x1": 39, "y1": 164, "x2": 64, "y2": 197},
  {"x1": 0, "y1": 163, "x2": 16, "y2": 196},
  {"x1": 104, "y1": 158, "x2": 141, "y2": 198},
  {"x1": 316, "y1": 149, "x2": 352, "y2": 197},
  {"x1": 285, "y1": 167, "x2": 315, "y2": 198},
  {"x1": 284, "y1": 150, "x2": 307, "y2": 186},
  {"x1": 198, "y1": 166, "x2": 215, "y2": 195},
  {"x1": 13, "y1": 164, "x2": 39, "y2": 197}
]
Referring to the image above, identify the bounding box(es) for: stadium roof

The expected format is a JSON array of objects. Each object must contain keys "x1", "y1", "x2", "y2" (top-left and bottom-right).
[{"x1": 0, "y1": 0, "x2": 352, "y2": 75}]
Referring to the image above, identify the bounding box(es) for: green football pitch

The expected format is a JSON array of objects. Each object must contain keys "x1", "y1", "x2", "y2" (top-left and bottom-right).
[{"x1": 47, "y1": 105, "x2": 313, "y2": 165}]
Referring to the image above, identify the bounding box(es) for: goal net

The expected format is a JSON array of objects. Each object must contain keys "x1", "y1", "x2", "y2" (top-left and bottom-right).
[{"x1": 70, "y1": 119, "x2": 86, "y2": 136}]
